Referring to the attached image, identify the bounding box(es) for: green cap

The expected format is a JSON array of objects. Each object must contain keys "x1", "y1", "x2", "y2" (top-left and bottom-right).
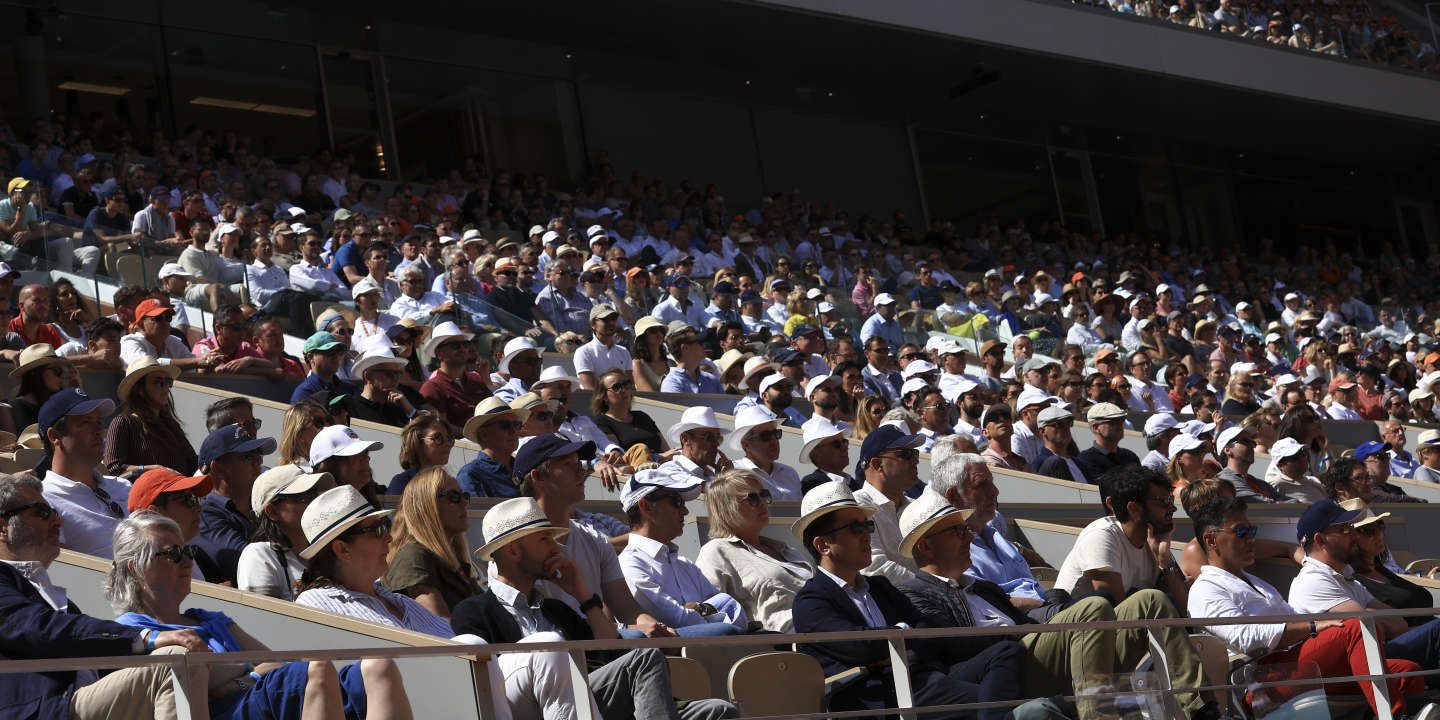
[{"x1": 303, "y1": 331, "x2": 346, "y2": 354}]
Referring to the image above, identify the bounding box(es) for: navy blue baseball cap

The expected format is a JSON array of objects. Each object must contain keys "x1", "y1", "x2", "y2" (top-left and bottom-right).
[
  {"x1": 1354, "y1": 441, "x2": 1392, "y2": 462},
  {"x1": 772, "y1": 348, "x2": 804, "y2": 366},
  {"x1": 149, "y1": 185, "x2": 171, "y2": 199},
  {"x1": 1185, "y1": 374, "x2": 1207, "y2": 390},
  {"x1": 712, "y1": 281, "x2": 737, "y2": 296},
  {"x1": 739, "y1": 290, "x2": 764, "y2": 305},
  {"x1": 856, "y1": 423, "x2": 923, "y2": 478},
  {"x1": 198, "y1": 423, "x2": 278, "y2": 469},
  {"x1": 790, "y1": 324, "x2": 821, "y2": 338},
  {"x1": 38, "y1": 389, "x2": 116, "y2": 436},
  {"x1": 1297, "y1": 500, "x2": 1364, "y2": 544},
  {"x1": 514, "y1": 433, "x2": 596, "y2": 481},
  {"x1": 663, "y1": 274, "x2": 691, "y2": 288}
]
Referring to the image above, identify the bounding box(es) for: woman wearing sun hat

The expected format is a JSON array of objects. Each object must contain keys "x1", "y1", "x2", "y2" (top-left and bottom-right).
[
  {"x1": 103, "y1": 356, "x2": 195, "y2": 478},
  {"x1": 7, "y1": 343, "x2": 71, "y2": 433},
  {"x1": 294, "y1": 485, "x2": 452, "y2": 636}
]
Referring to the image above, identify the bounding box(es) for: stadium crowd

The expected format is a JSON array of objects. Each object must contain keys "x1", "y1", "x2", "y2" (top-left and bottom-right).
[
  {"x1": 1072, "y1": 0, "x2": 1440, "y2": 73},
  {"x1": 5, "y1": 112, "x2": 1440, "y2": 718}
]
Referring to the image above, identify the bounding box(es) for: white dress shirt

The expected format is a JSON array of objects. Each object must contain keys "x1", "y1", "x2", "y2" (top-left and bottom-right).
[
  {"x1": 558, "y1": 414, "x2": 621, "y2": 456},
  {"x1": 389, "y1": 291, "x2": 449, "y2": 322},
  {"x1": 41, "y1": 470, "x2": 130, "y2": 558},
  {"x1": 732, "y1": 458, "x2": 803, "y2": 501},
  {"x1": 817, "y1": 566, "x2": 888, "y2": 628},
  {"x1": 852, "y1": 483, "x2": 916, "y2": 584},
  {"x1": 0, "y1": 559, "x2": 68, "y2": 611},
  {"x1": 289, "y1": 259, "x2": 345, "y2": 298},
  {"x1": 1188, "y1": 564, "x2": 1292, "y2": 657},
  {"x1": 696, "y1": 536, "x2": 813, "y2": 632},
  {"x1": 619, "y1": 533, "x2": 747, "y2": 630},
  {"x1": 247, "y1": 260, "x2": 291, "y2": 306}
]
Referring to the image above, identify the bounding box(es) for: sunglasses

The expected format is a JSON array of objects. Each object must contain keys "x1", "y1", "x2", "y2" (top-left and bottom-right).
[
  {"x1": 1357, "y1": 522, "x2": 1386, "y2": 535},
  {"x1": 343, "y1": 516, "x2": 393, "y2": 540},
  {"x1": 155, "y1": 491, "x2": 199, "y2": 509},
  {"x1": 747, "y1": 429, "x2": 783, "y2": 442},
  {"x1": 880, "y1": 448, "x2": 920, "y2": 462},
  {"x1": 823, "y1": 519, "x2": 876, "y2": 537},
  {"x1": 932, "y1": 523, "x2": 976, "y2": 540},
  {"x1": 331, "y1": 327, "x2": 353, "y2": 336},
  {"x1": 1, "y1": 501, "x2": 55, "y2": 520},
  {"x1": 437, "y1": 489, "x2": 472, "y2": 505},
  {"x1": 900, "y1": 353, "x2": 925, "y2": 361},
  {"x1": 154, "y1": 544, "x2": 200, "y2": 564},
  {"x1": 150, "y1": 376, "x2": 175, "y2": 388},
  {"x1": 1213, "y1": 524, "x2": 1260, "y2": 540},
  {"x1": 739, "y1": 489, "x2": 773, "y2": 507},
  {"x1": 276, "y1": 487, "x2": 320, "y2": 504},
  {"x1": 645, "y1": 492, "x2": 687, "y2": 509},
  {"x1": 605, "y1": 380, "x2": 634, "y2": 393}
]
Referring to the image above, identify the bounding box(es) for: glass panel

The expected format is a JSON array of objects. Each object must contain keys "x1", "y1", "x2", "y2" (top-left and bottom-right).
[
  {"x1": 914, "y1": 130, "x2": 1054, "y2": 232},
  {"x1": 321, "y1": 52, "x2": 386, "y2": 177}
]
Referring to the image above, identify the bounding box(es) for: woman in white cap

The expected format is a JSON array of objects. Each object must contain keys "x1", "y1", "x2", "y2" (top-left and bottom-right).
[
  {"x1": 237, "y1": 464, "x2": 335, "y2": 600},
  {"x1": 630, "y1": 315, "x2": 670, "y2": 392},
  {"x1": 7, "y1": 343, "x2": 71, "y2": 433},
  {"x1": 1163, "y1": 433, "x2": 1211, "y2": 497},
  {"x1": 295, "y1": 485, "x2": 451, "y2": 636},
  {"x1": 696, "y1": 469, "x2": 813, "y2": 632},
  {"x1": 729, "y1": 406, "x2": 802, "y2": 501},
  {"x1": 383, "y1": 467, "x2": 481, "y2": 619},
  {"x1": 108, "y1": 511, "x2": 414, "y2": 719},
  {"x1": 310, "y1": 424, "x2": 385, "y2": 508},
  {"x1": 349, "y1": 276, "x2": 400, "y2": 347},
  {"x1": 104, "y1": 356, "x2": 197, "y2": 478},
  {"x1": 349, "y1": 346, "x2": 416, "y2": 427}
]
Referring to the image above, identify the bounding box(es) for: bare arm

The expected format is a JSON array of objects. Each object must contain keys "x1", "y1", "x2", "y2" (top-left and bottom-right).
[{"x1": 407, "y1": 585, "x2": 451, "y2": 620}]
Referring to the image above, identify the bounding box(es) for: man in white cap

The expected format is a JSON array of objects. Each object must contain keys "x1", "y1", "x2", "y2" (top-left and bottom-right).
[
  {"x1": 935, "y1": 341, "x2": 977, "y2": 397},
  {"x1": 753, "y1": 371, "x2": 804, "y2": 428},
  {"x1": 655, "y1": 407, "x2": 730, "y2": 486},
  {"x1": 574, "y1": 305, "x2": 632, "y2": 390},
  {"x1": 947, "y1": 377, "x2": 987, "y2": 450},
  {"x1": 799, "y1": 417, "x2": 854, "y2": 494},
  {"x1": 858, "y1": 292, "x2": 902, "y2": 349},
  {"x1": 1011, "y1": 387, "x2": 1054, "y2": 468},
  {"x1": 452, "y1": 497, "x2": 739, "y2": 720},
  {"x1": 1140, "y1": 413, "x2": 1181, "y2": 473},
  {"x1": 1034, "y1": 406, "x2": 1086, "y2": 484},
  {"x1": 730, "y1": 406, "x2": 802, "y2": 501},
  {"x1": 731, "y1": 356, "x2": 775, "y2": 415},
  {"x1": 1214, "y1": 426, "x2": 1288, "y2": 502},
  {"x1": 618, "y1": 471, "x2": 747, "y2": 635},
  {"x1": 791, "y1": 482, "x2": 1023, "y2": 718},
  {"x1": 913, "y1": 386, "x2": 952, "y2": 454},
  {"x1": 803, "y1": 373, "x2": 850, "y2": 434},
  {"x1": 493, "y1": 337, "x2": 543, "y2": 403},
  {"x1": 154, "y1": 263, "x2": 197, "y2": 331},
  {"x1": 1266, "y1": 437, "x2": 1327, "y2": 503}
]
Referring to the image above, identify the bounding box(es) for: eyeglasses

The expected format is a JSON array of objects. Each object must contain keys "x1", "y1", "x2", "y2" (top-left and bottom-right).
[
  {"x1": 823, "y1": 519, "x2": 876, "y2": 537},
  {"x1": 150, "y1": 376, "x2": 175, "y2": 389},
  {"x1": 437, "y1": 489, "x2": 471, "y2": 505},
  {"x1": 1213, "y1": 524, "x2": 1259, "y2": 539},
  {"x1": 605, "y1": 380, "x2": 634, "y2": 393},
  {"x1": 739, "y1": 489, "x2": 773, "y2": 507},
  {"x1": 343, "y1": 516, "x2": 393, "y2": 540},
  {"x1": 0, "y1": 501, "x2": 55, "y2": 520},
  {"x1": 532, "y1": 410, "x2": 555, "y2": 422},
  {"x1": 933, "y1": 523, "x2": 976, "y2": 540},
  {"x1": 154, "y1": 491, "x2": 199, "y2": 509},
  {"x1": 747, "y1": 429, "x2": 783, "y2": 442},
  {"x1": 147, "y1": 314, "x2": 175, "y2": 324},
  {"x1": 332, "y1": 328, "x2": 353, "y2": 336},
  {"x1": 900, "y1": 353, "x2": 924, "y2": 361},
  {"x1": 154, "y1": 544, "x2": 199, "y2": 564},
  {"x1": 1357, "y1": 522, "x2": 1386, "y2": 535},
  {"x1": 645, "y1": 492, "x2": 687, "y2": 509}
]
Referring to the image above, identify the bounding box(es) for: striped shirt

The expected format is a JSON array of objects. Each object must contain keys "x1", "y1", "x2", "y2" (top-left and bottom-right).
[{"x1": 296, "y1": 581, "x2": 452, "y2": 637}]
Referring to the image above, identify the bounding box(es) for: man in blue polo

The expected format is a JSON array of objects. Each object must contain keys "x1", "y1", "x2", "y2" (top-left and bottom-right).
[
  {"x1": 192, "y1": 423, "x2": 277, "y2": 584},
  {"x1": 291, "y1": 331, "x2": 359, "y2": 404}
]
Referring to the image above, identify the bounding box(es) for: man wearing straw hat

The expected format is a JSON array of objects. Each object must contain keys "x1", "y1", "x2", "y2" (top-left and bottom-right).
[
  {"x1": 653, "y1": 407, "x2": 731, "y2": 487},
  {"x1": 452, "y1": 496, "x2": 739, "y2": 720},
  {"x1": 791, "y1": 481, "x2": 1024, "y2": 719}
]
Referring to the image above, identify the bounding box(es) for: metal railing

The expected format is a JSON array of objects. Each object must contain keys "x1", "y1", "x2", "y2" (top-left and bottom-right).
[{"x1": 8, "y1": 605, "x2": 1438, "y2": 720}]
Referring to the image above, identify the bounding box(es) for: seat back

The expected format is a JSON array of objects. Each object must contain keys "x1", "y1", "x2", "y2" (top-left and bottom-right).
[
  {"x1": 727, "y1": 651, "x2": 824, "y2": 716},
  {"x1": 666, "y1": 656, "x2": 712, "y2": 701},
  {"x1": 1188, "y1": 633, "x2": 1232, "y2": 712},
  {"x1": 114, "y1": 254, "x2": 148, "y2": 289}
]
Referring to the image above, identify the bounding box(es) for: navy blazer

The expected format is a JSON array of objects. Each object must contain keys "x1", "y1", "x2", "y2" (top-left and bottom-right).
[
  {"x1": 791, "y1": 570, "x2": 945, "y2": 679},
  {"x1": 0, "y1": 562, "x2": 141, "y2": 719}
]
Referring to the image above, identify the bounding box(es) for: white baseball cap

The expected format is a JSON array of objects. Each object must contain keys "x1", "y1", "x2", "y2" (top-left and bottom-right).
[
  {"x1": 619, "y1": 468, "x2": 703, "y2": 512},
  {"x1": 874, "y1": 293, "x2": 897, "y2": 306},
  {"x1": 157, "y1": 263, "x2": 192, "y2": 281},
  {"x1": 308, "y1": 425, "x2": 383, "y2": 467},
  {"x1": 1143, "y1": 413, "x2": 1179, "y2": 438}
]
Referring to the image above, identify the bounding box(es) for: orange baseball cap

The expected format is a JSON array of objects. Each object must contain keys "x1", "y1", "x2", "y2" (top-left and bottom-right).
[
  {"x1": 128, "y1": 468, "x2": 212, "y2": 512},
  {"x1": 134, "y1": 299, "x2": 173, "y2": 319}
]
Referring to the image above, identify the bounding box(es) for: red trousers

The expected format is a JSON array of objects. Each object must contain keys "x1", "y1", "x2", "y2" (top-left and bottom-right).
[{"x1": 1250, "y1": 618, "x2": 1420, "y2": 717}]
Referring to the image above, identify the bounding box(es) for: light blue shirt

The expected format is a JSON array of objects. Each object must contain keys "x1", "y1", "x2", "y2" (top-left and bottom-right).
[
  {"x1": 964, "y1": 522, "x2": 1045, "y2": 602},
  {"x1": 619, "y1": 534, "x2": 748, "y2": 630},
  {"x1": 859, "y1": 314, "x2": 902, "y2": 348},
  {"x1": 492, "y1": 377, "x2": 528, "y2": 403},
  {"x1": 660, "y1": 366, "x2": 722, "y2": 394},
  {"x1": 651, "y1": 296, "x2": 708, "y2": 330}
]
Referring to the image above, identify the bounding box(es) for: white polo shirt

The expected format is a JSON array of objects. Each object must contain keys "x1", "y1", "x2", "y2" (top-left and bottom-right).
[
  {"x1": 573, "y1": 338, "x2": 632, "y2": 379},
  {"x1": 42, "y1": 470, "x2": 130, "y2": 559},
  {"x1": 1287, "y1": 555, "x2": 1375, "y2": 614}
]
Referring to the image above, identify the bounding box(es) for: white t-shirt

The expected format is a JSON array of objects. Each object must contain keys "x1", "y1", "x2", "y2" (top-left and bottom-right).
[
  {"x1": 1287, "y1": 556, "x2": 1375, "y2": 614},
  {"x1": 1054, "y1": 516, "x2": 1158, "y2": 596},
  {"x1": 237, "y1": 541, "x2": 306, "y2": 601},
  {"x1": 41, "y1": 470, "x2": 131, "y2": 559}
]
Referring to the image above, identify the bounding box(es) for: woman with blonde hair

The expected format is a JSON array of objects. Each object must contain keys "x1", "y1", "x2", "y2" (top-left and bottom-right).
[
  {"x1": 781, "y1": 287, "x2": 816, "y2": 338},
  {"x1": 277, "y1": 399, "x2": 330, "y2": 466},
  {"x1": 1164, "y1": 433, "x2": 1211, "y2": 497},
  {"x1": 695, "y1": 469, "x2": 813, "y2": 632},
  {"x1": 388, "y1": 412, "x2": 454, "y2": 496},
  {"x1": 851, "y1": 395, "x2": 892, "y2": 441},
  {"x1": 382, "y1": 467, "x2": 480, "y2": 619}
]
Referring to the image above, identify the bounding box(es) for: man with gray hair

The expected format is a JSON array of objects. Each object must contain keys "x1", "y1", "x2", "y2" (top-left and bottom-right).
[
  {"x1": 0, "y1": 473, "x2": 210, "y2": 719},
  {"x1": 928, "y1": 454, "x2": 1055, "y2": 616},
  {"x1": 389, "y1": 264, "x2": 454, "y2": 323}
]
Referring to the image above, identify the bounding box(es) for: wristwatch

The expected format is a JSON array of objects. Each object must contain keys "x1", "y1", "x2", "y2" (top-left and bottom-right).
[
  {"x1": 695, "y1": 602, "x2": 718, "y2": 617},
  {"x1": 1309, "y1": 620, "x2": 1318, "y2": 638},
  {"x1": 579, "y1": 594, "x2": 604, "y2": 614}
]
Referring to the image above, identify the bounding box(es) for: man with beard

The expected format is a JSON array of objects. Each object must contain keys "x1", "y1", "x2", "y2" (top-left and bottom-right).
[
  {"x1": 802, "y1": 374, "x2": 849, "y2": 433},
  {"x1": 757, "y1": 373, "x2": 805, "y2": 428},
  {"x1": 1052, "y1": 465, "x2": 1212, "y2": 719},
  {"x1": 947, "y1": 378, "x2": 987, "y2": 450},
  {"x1": 1214, "y1": 426, "x2": 1288, "y2": 503},
  {"x1": 799, "y1": 417, "x2": 854, "y2": 493},
  {"x1": 976, "y1": 339, "x2": 1005, "y2": 394}
]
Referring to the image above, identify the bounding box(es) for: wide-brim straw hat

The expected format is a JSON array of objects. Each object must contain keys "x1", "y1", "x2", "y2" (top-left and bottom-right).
[
  {"x1": 299, "y1": 485, "x2": 394, "y2": 560},
  {"x1": 117, "y1": 356, "x2": 182, "y2": 402},
  {"x1": 474, "y1": 497, "x2": 569, "y2": 561},
  {"x1": 9, "y1": 343, "x2": 69, "y2": 379},
  {"x1": 791, "y1": 481, "x2": 877, "y2": 539}
]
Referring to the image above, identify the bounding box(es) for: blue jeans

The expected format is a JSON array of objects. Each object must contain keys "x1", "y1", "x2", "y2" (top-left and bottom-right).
[
  {"x1": 619, "y1": 622, "x2": 743, "y2": 639},
  {"x1": 1385, "y1": 617, "x2": 1440, "y2": 687}
]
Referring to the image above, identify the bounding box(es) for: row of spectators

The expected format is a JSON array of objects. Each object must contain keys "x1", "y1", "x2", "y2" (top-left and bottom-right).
[{"x1": 1073, "y1": 0, "x2": 1439, "y2": 73}]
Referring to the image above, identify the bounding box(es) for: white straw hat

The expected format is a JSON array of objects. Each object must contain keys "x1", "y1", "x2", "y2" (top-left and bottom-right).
[
  {"x1": 474, "y1": 497, "x2": 569, "y2": 561},
  {"x1": 299, "y1": 485, "x2": 394, "y2": 560}
]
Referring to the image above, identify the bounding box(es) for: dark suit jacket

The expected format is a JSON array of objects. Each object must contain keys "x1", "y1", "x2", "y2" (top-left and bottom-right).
[
  {"x1": 450, "y1": 586, "x2": 593, "y2": 645},
  {"x1": 897, "y1": 573, "x2": 1031, "y2": 665},
  {"x1": 801, "y1": 469, "x2": 859, "y2": 494},
  {"x1": 792, "y1": 571, "x2": 945, "y2": 679},
  {"x1": 0, "y1": 562, "x2": 141, "y2": 720}
]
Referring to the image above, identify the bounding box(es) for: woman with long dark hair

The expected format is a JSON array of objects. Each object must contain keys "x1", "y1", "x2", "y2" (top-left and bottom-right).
[{"x1": 104, "y1": 356, "x2": 198, "y2": 478}]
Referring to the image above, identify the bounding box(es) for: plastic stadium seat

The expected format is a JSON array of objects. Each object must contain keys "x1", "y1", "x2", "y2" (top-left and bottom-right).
[
  {"x1": 681, "y1": 644, "x2": 755, "y2": 699},
  {"x1": 1188, "y1": 633, "x2": 1232, "y2": 713},
  {"x1": 114, "y1": 254, "x2": 148, "y2": 290},
  {"x1": 665, "y1": 656, "x2": 712, "y2": 701},
  {"x1": 727, "y1": 651, "x2": 826, "y2": 716},
  {"x1": 1030, "y1": 566, "x2": 1058, "y2": 590}
]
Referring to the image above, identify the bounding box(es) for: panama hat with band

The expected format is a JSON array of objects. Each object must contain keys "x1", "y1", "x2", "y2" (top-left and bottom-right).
[
  {"x1": 464, "y1": 397, "x2": 530, "y2": 443},
  {"x1": 422, "y1": 321, "x2": 474, "y2": 358},
  {"x1": 799, "y1": 416, "x2": 849, "y2": 465},
  {"x1": 9, "y1": 343, "x2": 69, "y2": 379},
  {"x1": 118, "y1": 356, "x2": 182, "y2": 402},
  {"x1": 475, "y1": 497, "x2": 569, "y2": 561},
  {"x1": 727, "y1": 405, "x2": 781, "y2": 452},
  {"x1": 899, "y1": 488, "x2": 974, "y2": 558},
  {"x1": 299, "y1": 485, "x2": 395, "y2": 560},
  {"x1": 666, "y1": 406, "x2": 721, "y2": 447},
  {"x1": 252, "y1": 464, "x2": 335, "y2": 512},
  {"x1": 499, "y1": 337, "x2": 541, "y2": 376},
  {"x1": 792, "y1": 481, "x2": 877, "y2": 539},
  {"x1": 352, "y1": 346, "x2": 409, "y2": 378},
  {"x1": 1337, "y1": 498, "x2": 1391, "y2": 529}
]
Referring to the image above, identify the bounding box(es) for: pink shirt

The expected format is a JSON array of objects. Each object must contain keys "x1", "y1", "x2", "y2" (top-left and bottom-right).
[{"x1": 191, "y1": 337, "x2": 264, "y2": 359}]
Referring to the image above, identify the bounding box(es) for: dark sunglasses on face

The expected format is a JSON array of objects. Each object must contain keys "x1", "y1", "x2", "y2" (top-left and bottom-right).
[
  {"x1": 882, "y1": 448, "x2": 920, "y2": 462},
  {"x1": 900, "y1": 353, "x2": 924, "y2": 361},
  {"x1": 344, "y1": 516, "x2": 393, "y2": 540},
  {"x1": 747, "y1": 429, "x2": 783, "y2": 442},
  {"x1": 824, "y1": 519, "x2": 877, "y2": 537},
  {"x1": 1213, "y1": 524, "x2": 1259, "y2": 539},
  {"x1": 605, "y1": 380, "x2": 634, "y2": 393},
  {"x1": 646, "y1": 493, "x2": 687, "y2": 509},
  {"x1": 438, "y1": 489, "x2": 471, "y2": 505},
  {"x1": 1, "y1": 501, "x2": 55, "y2": 520},
  {"x1": 739, "y1": 489, "x2": 773, "y2": 506},
  {"x1": 154, "y1": 544, "x2": 200, "y2": 564},
  {"x1": 155, "y1": 491, "x2": 200, "y2": 509}
]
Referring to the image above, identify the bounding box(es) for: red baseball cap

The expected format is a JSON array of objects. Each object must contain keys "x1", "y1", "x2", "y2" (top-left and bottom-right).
[
  {"x1": 134, "y1": 299, "x2": 172, "y2": 320},
  {"x1": 127, "y1": 468, "x2": 212, "y2": 512}
]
